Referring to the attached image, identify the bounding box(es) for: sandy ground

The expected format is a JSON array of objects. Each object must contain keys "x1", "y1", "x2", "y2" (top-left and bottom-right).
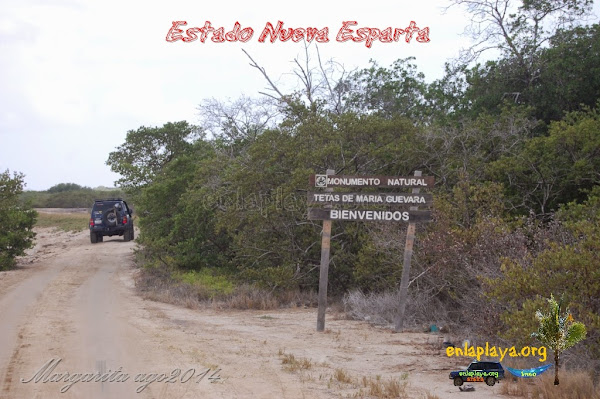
[{"x1": 0, "y1": 222, "x2": 515, "y2": 398}]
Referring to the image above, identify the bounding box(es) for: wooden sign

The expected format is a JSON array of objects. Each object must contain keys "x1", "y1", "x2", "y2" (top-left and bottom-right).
[
  {"x1": 307, "y1": 192, "x2": 432, "y2": 206},
  {"x1": 309, "y1": 170, "x2": 434, "y2": 332},
  {"x1": 308, "y1": 208, "x2": 431, "y2": 222},
  {"x1": 309, "y1": 174, "x2": 434, "y2": 188}
]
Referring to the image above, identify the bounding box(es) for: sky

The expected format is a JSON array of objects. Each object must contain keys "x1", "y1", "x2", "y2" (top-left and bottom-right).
[{"x1": 0, "y1": 0, "x2": 598, "y2": 191}]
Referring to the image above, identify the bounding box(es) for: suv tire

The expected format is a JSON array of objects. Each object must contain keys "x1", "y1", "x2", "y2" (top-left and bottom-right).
[
  {"x1": 90, "y1": 231, "x2": 98, "y2": 244},
  {"x1": 486, "y1": 377, "x2": 496, "y2": 386},
  {"x1": 104, "y1": 210, "x2": 118, "y2": 226},
  {"x1": 454, "y1": 377, "x2": 463, "y2": 386}
]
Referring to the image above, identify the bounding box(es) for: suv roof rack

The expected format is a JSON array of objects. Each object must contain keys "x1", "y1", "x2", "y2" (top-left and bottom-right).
[{"x1": 94, "y1": 198, "x2": 124, "y2": 202}]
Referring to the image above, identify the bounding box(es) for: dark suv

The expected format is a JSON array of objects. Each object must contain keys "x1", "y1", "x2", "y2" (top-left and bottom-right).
[
  {"x1": 89, "y1": 198, "x2": 134, "y2": 243},
  {"x1": 449, "y1": 361, "x2": 505, "y2": 386}
]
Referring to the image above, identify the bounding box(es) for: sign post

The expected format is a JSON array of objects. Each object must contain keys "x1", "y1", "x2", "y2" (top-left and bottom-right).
[
  {"x1": 395, "y1": 170, "x2": 421, "y2": 332},
  {"x1": 316, "y1": 169, "x2": 334, "y2": 332}
]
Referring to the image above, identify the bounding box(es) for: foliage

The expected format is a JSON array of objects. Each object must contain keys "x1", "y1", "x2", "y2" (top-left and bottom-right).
[
  {"x1": 485, "y1": 187, "x2": 600, "y2": 368},
  {"x1": 349, "y1": 179, "x2": 534, "y2": 333},
  {"x1": 531, "y1": 294, "x2": 587, "y2": 385},
  {"x1": 106, "y1": 121, "x2": 201, "y2": 192},
  {"x1": 0, "y1": 170, "x2": 37, "y2": 270},
  {"x1": 47, "y1": 182, "x2": 88, "y2": 193},
  {"x1": 488, "y1": 102, "x2": 600, "y2": 216},
  {"x1": 531, "y1": 24, "x2": 600, "y2": 123},
  {"x1": 448, "y1": 0, "x2": 593, "y2": 80},
  {"x1": 421, "y1": 105, "x2": 538, "y2": 187},
  {"x1": 462, "y1": 24, "x2": 600, "y2": 125},
  {"x1": 125, "y1": 112, "x2": 426, "y2": 292},
  {"x1": 344, "y1": 58, "x2": 428, "y2": 120},
  {"x1": 173, "y1": 269, "x2": 235, "y2": 299},
  {"x1": 133, "y1": 140, "x2": 224, "y2": 271},
  {"x1": 208, "y1": 112, "x2": 424, "y2": 292},
  {"x1": 20, "y1": 187, "x2": 126, "y2": 208}
]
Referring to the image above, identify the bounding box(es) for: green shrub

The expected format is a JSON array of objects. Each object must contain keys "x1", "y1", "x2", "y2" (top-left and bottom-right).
[
  {"x1": 173, "y1": 269, "x2": 235, "y2": 299},
  {"x1": 0, "y1": 170, "x2": 37, "y2": 270}
]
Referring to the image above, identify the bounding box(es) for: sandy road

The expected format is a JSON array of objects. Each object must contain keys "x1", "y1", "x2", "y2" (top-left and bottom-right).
[
  {"x1": 0, "y1": 229, "x2": 156, "y2": 398},
  {"x1": 0, "y1": 227, "x2": 513, "y2": 399},
  {"x1": 0, "y1": 228, "x2": 211, "y2": 399}
]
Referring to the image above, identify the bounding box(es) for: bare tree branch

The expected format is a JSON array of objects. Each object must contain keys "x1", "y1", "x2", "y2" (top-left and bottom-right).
[
  {"x1": 242, "y1": 45, "x2": 353, "y2": 115},
  {"x1": 446, "y1": 0, "x2": 593, "y2": 85},
  {"x1": 242, "y1": 48, "x2": 291, "y2": 108}
]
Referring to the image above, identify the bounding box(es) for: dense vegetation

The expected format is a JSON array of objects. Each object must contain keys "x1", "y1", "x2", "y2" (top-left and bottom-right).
[
  {"x1": 20, "y1": 184, "x2": 127, "y2": 208},
  {"x1": 106, "y1": 3, "x2": 599, "y2": 371},
  {"x1": 0, "y1": 170, "x2": 36, "y2": 270}
]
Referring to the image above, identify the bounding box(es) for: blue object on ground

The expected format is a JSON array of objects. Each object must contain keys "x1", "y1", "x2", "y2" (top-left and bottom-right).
[{"x1": 506, "y1": 364, "x2": 553, "y2": 378}]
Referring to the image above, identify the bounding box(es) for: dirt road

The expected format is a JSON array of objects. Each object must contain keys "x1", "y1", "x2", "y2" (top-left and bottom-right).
[{"x1": 0, "y1": 227, "x2": 513, "y2": 399}]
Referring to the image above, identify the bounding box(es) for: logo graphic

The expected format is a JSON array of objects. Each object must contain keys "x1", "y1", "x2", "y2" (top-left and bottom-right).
[
  {"x1": 315, "y1": 175, "x2": 327, "y2": 188},
  {"x1": 505, "y1": 364, "x2": 553, "y2": 378}
]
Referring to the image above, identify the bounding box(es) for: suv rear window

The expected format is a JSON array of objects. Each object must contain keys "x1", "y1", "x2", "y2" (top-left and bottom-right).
[{"x1": 92, "y1": 202, "x2": 127, "y2": 216}]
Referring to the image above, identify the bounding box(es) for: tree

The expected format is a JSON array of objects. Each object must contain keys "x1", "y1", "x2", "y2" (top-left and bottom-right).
[
  {"x1": 531, "y1": 24, "x2": 600, "y2": 123},
  {"x1": 485, "y1": 187, "x2": 600, "y2": 367},
  {"x1": 47, "y1": 183, "x2": 88, "y2": 193},
  {"x1": 448, "y1": 0, "x2": 592, "y2": 85},
  {"x1": 531, "y1": 294, "x2": 586, "y2": 385},
  {"x1": 106, "y1": 121, "x2": 201, "y2": 192},
  {"x1": 344, "y1": 58, "x2": 428, "y2": 120},
  {"x1": 488, "y1": 102, "x2": 600, "y2": 216},
  {"x1": 197, "y1": 95, "x2": 280, "y2": 161},
  {"x1": 198, "y1": 95, "x2": 278, "y2": 144},
  {"x1": 419, "y1": 105, "x2": 537, "y2": 189},
  {"x1": 134, "y1": 140, "x2": 226, "y2": 272},
  {"x1": 0, "y1": 170, "x2": 37, "y2": 270},
  {"x1": 461, "y1": 24, "x2": 600, "y2": 123},
  {"x1": 242, "y1": 45, "x2": 354, "y2": 118}
]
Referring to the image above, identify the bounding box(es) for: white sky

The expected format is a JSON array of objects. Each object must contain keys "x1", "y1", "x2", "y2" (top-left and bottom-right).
[{"x1": 0, "y1": 0, "x2": 598, "y2": 191}]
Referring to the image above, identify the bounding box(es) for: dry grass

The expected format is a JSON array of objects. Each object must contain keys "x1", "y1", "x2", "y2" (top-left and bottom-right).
[
  {"x1": 355, "y1": 373, "x2": 409, "y2": 398},
  {"x1": 499, "y1": 376, "x2": 532, "y2": 397},
  {"x1": 224, "y1": 284, "x2": 281, "y2": 310},
  {"x1": 35, "y1": 211, "x2": 90, "y2": 232},
  {"x1": 333, "y1": 368, "x2": 353, "y2": 384},
  {"x1": 278, "y1": 350, "x2": 313, "y2": 372},
  {"x1": 499, "y1": 370, "x2": 600, "y2": 399},
  {"x1": 134, "y1": 266, "x2": 201, "y2": 309},
  {"x1": 343, "y1": 289, "x2": 450, "y2": 329},
  {"x1": 135, "y1": 264, "x2": 318, "y2": 311},
  {"x1": 275, "y1": 351, "x2": 421, "y2": 399}
]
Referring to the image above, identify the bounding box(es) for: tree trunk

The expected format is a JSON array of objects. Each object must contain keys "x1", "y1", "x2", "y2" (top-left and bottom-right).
[{"x1": 554, "y1": 350, "x2": 559, "y2": 385}]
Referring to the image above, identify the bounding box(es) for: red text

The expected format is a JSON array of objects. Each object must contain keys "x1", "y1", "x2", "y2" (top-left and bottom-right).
[
  {"x1": 336, "y1": 21, "x2": 430, "y2": 48},
  {"x1": 165, "y1": 21, "x2": 254, "y2": 43},
  {"x1": 258, "y1": 21, "x2": 329, "y2": 43}
]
